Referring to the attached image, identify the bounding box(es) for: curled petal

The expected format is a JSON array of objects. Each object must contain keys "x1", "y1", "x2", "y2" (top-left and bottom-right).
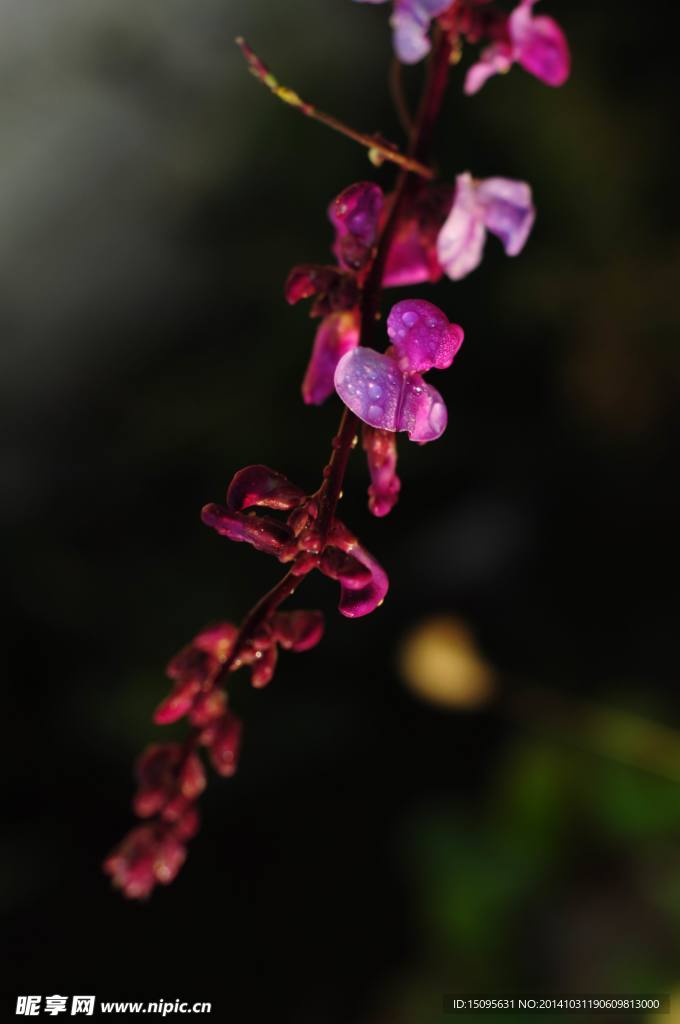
[
  {"x1": 227, "y1": 465, "x2": 305, "y2": 512},
  {"x1": 509, "y1": 0, "x2": 570, "y2": 87},
  {"x1": 302, "y1": 310, "x2": 360, "y2": 406},
  {"x1": 320, "y1": 547, "x2": 374, "y2": 587},
  {"x1": 386, "y1": 299, "x2": 464, "y2": 373},
  {"x1": 271, "y1": 610, "x2": 325, "y2": 652},
  {"x1": 329, "y1": 182, "x2": 384, "y2": 271},
  {"x1": 334, "y1": 348, "x2": 447, "y2": 442},
  {"x1": 362, "y1": 425, "x2": 401, "y2": 517},
  {"x1": 436, "y1": 173, "x2": 487, "y2": 279},
  {"x1": 328, "y1": 525, "x2": 389, "y2": 618},
  {"x1": 476, "y1": 176, "x2": 535, "y2": 256},
  {"x1": 201, "y1": 503, "x2": 293, "y2": 558}
]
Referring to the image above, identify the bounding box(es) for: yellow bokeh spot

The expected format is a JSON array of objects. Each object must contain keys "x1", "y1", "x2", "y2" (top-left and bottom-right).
[{"x1": 399, "y1": 616, "x2": 495, "y2": 710}]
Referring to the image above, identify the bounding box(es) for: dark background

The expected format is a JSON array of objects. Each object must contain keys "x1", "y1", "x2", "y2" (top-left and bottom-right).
[{"x1": 3, "y1": 2, "x2": 679, "y2": 1021}]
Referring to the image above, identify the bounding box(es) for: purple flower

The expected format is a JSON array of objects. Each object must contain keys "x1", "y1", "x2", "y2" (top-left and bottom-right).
[
  {"x1": 465, "y1": 0, "x2": 570, "y2": 95},
  {"x1": 354, "y1": 0, "x2": 452, "y2": 64},
  {"x1": 302, "y1": 310, "x2": 360, "y2": 406},
  {"x1": 334, "y1": 299, "x2": 463, "y2": 443},
  {"x1": 436, "y1": 172, "x2": 535, "y2": 280}
]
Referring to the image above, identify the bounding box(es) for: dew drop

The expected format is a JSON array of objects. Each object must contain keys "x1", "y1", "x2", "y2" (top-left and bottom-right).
[
  {"x1": 368, "y1": 404, "x2": 383, "y2": 421},
  {"x1": 402, "y1": 310, "x2": 418, "y2": 327},
  {"x1": 430, "y1": 402, "x2": 446, "y2": 433}
]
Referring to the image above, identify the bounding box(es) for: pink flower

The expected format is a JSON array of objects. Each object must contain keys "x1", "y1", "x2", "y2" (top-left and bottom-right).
[
  {"x1": 436, "y1": 172, "x2": 535, "y2": 280},
  {"x1": 465, "y1": 0, "x2": 570, "y2": 95},
  {"x1": 334, "y1": 299, "x2": 463, "y2": 443}
]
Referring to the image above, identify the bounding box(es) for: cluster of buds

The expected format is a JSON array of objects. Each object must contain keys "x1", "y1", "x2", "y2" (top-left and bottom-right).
[{"x1": 106, "y1": 0, "x2": 570, "y2": 898}]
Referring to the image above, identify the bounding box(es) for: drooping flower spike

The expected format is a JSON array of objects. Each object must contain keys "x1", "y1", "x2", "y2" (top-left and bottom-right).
[
  {"x1": 437, "y1": 173, "x2": 535, "y2": 280},
  {"x1": 108, "y1": 0, "x2": 571, "y2": 898},
  {"x1": 335, "y1": 299, "x2": 463, "y2": 442}
]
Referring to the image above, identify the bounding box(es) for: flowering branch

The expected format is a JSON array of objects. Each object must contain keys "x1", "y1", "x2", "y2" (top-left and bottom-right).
[{"x1": 106, "y1": 0, "x2": 571, "y2": 899}]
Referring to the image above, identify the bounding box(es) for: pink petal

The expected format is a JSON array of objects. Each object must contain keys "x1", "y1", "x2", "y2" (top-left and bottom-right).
[
  {"x1": 476, "y1": 176, "x2": 535, "y2": 256},
  {"x1": 436, "y1": 173, "x2": 487, "y2": 280},
  {"x1": 464, "y1": 42, "x2": 513, "y2": 95},
  {"x1": 327, "y1": 523, "x2": 389, "y2": 618},
  {"x1": 386, "y1": 298, "x2": 464, "y2": 373},
  {"x1": 302, "y1": 310, "x2": 360, "y2": 406},
  {"x1": 509, "y1": 0, "x2": 570, "y2": 87}
]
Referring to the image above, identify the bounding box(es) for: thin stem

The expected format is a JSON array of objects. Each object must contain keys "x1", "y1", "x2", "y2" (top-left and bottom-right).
[{"x1": 236, "y1": 37, "x2": 434, "y2": 181}]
